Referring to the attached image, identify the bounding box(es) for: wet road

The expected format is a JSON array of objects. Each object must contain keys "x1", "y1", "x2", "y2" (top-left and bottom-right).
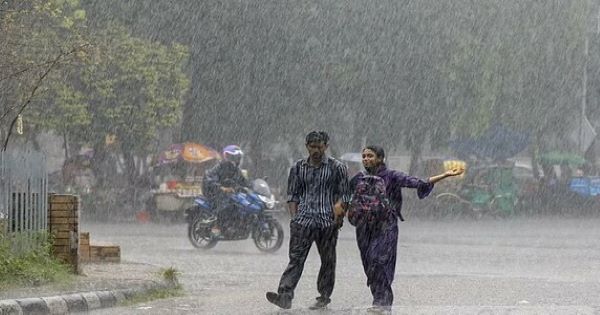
[{"x1": 85, "y1": 217, "x2": 600, "y2": 314}]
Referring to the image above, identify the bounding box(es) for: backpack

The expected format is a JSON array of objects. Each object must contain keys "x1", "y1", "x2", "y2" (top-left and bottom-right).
[{"x1": 347, "y1": 172, "x2": 391, "y2": 226}]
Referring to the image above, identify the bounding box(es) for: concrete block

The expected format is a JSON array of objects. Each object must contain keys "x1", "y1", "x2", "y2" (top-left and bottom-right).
[
  {"x1": 89, "y1": 243, "x2": 120, "y2": 263},
  {"x1": 120, "y1": 288, "x2": 139, "y2": 300},
  {"x1": 16, "y1": 298, "x2": 49, "y2": 315},
  {"x1": 62, "y1": 294, "x2": 87, "y2": 313},
  {"x1": 41, "y1": 296, "x2": 68, "y2": 315},
  {"x1": 81, "y1": 292, "x2": 101, "y2": 311},
  {"x1": 95, "y1": 291, "x2": 117, "y2": 308},
  {"x1": 111, "y1": 290, "x2": 126, "y2": 304},
  {"x1": 0, "y1": 300, "x2": 23, "y2": 315}
]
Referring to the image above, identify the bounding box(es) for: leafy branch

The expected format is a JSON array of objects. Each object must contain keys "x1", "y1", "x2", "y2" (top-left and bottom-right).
[
  {"x1": 0, "y1": 59, "x2": 63, "y2": 83},
  {"x1": 1, "y1": 43, "x2": 90, "y2": 151}
]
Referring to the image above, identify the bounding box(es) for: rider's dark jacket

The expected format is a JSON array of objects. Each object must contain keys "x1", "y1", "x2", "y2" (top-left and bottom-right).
[{"x1": 202, "y1": 160, "x2": 249, "y2": 199}]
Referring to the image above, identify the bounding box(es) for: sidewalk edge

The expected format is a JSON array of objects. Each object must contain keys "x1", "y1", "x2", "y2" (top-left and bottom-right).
[{"x1": 0, "y1": 281, "x2": 175, "y2": 314}]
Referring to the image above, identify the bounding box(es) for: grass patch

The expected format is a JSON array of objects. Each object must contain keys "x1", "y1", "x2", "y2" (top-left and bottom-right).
[
  {"x1": 119, "y1": 266, "x2": 184, "y2": 306},
  {"x1": 160, "y1": 266, "x2": 181, "y2": 286},
  {"x1": 120, "y1": 286, "x2": 184, "y2": 306},
  {"x1": 0, "y1": 232, "x2": 73, "y2": 290}
]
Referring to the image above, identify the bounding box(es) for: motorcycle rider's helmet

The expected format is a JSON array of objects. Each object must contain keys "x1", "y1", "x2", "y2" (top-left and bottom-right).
[{"x1": 222, "y1": 145, "x2": 244, "y2": 167}]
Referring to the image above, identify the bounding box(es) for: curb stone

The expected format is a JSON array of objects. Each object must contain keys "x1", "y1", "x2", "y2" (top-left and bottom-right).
[
  {"x1": 16, "y1": 298, "x2": 49, "y2": 315},
  {"x1": 94, "y1": 291, "x2": 115, "y2": 309},
  {"x1": 111, "y1": 290, "x2": 126, "y2": 304},
  {"x1": 80, "y1": 293, "x2": 101, "y2": 310},
  {"x1": 61, "y1": 294, "x2": 87, "y2": 313},
  {"x1": 41, "y1": 297, "x2": 68, "y2": 315},
  {"x1": 0, "y1": 300, "x2": 22, "y2": 315},
  {"x1": 0, "y1": 282, "x2": 174, "y2": 314}
]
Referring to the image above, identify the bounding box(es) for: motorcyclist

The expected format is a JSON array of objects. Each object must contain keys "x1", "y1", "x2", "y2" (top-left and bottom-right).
[{"x1": 202, "y1": 145, "x2": 249, "y2": 235}]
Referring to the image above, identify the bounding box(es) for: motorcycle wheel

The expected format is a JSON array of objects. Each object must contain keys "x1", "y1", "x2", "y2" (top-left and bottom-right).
[
  {"x1": 188, "y1": 213, "x2": 219, "y2": 249},
  {"x1": 253, "y1": 218, "x2": 284, "y2": 253}
]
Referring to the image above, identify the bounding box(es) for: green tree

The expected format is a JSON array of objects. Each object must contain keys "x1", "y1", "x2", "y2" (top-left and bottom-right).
[
  {"x1": 0, "y1": 0, "x2": 89, "y2": 150},
  {"x1": 80, "y1": 24, "x2": 190, "y2": 186},
  {"x1": 2, "y1": 0, "x2": 190, "y2": 201}
]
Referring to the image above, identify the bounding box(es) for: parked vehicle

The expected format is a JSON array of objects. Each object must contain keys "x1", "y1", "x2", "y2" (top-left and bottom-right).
[
  {"x1": 569, "y1": 176, "x2": 600, "y2": 197},
  {"x1": 535, "y1": 151, "x2": 600, "y2": 213},
  {"x1": 185, "y1": 178, "x2": 284, "y2": 252},
  {"x1": 432, "y1": 163, "x2": 518, "y2": 219}
]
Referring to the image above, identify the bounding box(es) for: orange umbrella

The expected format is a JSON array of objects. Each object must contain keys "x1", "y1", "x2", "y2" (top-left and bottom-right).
[{"x1": 155, "y1": 142, "x2": 220, "y2": 166}]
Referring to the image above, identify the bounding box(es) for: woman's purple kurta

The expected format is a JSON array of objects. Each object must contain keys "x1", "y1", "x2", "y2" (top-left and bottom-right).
[{"x1": 351, "y1": 164, "x2": 434, "y2": 307}]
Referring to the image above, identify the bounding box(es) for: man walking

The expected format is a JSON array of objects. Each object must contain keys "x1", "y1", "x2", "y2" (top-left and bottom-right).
[{"x1": 266, "y1": 131, "x2": 350, "y2": 310}]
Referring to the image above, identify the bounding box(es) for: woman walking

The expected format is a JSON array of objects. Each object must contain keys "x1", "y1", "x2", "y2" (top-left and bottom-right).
[{"x1": 347, "y1": 145, "x2": 463, "y2": 313}]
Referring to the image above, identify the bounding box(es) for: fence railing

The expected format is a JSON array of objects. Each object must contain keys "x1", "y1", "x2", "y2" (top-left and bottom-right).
[{"x1": 0, "y1": 150, "x2": 48, "y2": 251}]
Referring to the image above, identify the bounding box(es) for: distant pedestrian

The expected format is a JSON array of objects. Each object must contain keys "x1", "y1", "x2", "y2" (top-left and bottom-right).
[
  {"x1": 348, "y1": 145, "x2": 463, "y2": 314},
  {"x1": 266, "y1": 131, "x2": 351, "y2": 310}
]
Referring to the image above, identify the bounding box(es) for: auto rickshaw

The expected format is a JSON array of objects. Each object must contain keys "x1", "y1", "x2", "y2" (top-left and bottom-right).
[
  {"x1": 146, "y1": 143, "x2": 220, "y2": 222},
  {"x1": 432, "y1": 161, "x2": 518, "y2": 219}
]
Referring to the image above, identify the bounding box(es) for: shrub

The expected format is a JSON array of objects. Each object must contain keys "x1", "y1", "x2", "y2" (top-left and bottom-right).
[{"x1": 0, "y1": 232, "x2": 72, "y2": 289}]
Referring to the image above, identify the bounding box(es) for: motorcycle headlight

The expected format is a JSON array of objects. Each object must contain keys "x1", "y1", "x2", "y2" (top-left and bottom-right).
[{"x1": 258, "y1": 195, "x2": 275, "y2": 209}]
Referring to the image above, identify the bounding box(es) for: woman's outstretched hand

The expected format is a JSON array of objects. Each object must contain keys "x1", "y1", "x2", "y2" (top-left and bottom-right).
[
  {"x1": 429, "y1": 167, "x2": 465, "y2": 184},
  {"x1": 445, "y1": 168, "x2": 465, "y2": 177}
]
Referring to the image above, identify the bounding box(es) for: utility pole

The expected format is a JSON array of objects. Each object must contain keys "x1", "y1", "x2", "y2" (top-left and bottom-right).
[
  {"x1": 581, "y1": 34, "x2": 587, "y2": 153},
  {"x1": 580, "y1": 2, "x2": 600, "y2": 154}
]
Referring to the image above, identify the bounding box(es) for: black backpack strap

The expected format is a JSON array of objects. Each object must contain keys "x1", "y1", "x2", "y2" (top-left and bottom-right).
[{"x1": 372, "y1": 175, "x2": 404, "y2": 222}]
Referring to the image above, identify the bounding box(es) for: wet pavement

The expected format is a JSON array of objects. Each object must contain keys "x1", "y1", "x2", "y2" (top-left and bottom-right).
[{"x1": 84, "y1": 216, "x2": 600, "y2": 314}]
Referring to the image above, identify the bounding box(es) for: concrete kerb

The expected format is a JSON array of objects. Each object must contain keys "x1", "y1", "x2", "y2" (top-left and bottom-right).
[
  {"x1": 0, "y1": 281, "x2": 174, "y2": 314},
  {"x1": 0, "y1": 300, "x2": 22, "y2": 315}
]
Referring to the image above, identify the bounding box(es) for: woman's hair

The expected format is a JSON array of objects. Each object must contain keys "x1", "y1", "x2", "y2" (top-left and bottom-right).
[{"x1": 363, "y1": 145, "x2": 385, "y2": 160}]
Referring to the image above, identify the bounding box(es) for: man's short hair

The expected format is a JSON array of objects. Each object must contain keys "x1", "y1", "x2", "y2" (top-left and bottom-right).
[{"x1": 305, "y1": 131, "x2": 329, "y2": 145}]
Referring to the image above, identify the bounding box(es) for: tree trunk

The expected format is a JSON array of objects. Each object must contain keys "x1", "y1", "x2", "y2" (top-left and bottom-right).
[
  {"x1": 121, "y1": 148, "x2": 139, "y2": 187},
  {"x1": 63, "y1": 132, "x2": 70, "y2": 161},
  {"x1": 531, "y1": 132, "x2": 542, "y2": 179},
  {"x1": 408, "y1": 132, "x2": 426, "y2": 175},
  {"x1": 409, "y1": 144, "x2": 422, "y2": 176},
  {"x1": 90, "y1": 141, "x2": 109, "y2": 187}
]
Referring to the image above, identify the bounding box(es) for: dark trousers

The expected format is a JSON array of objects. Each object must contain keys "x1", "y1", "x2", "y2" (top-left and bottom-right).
[
  {"x1": 211, "y1": 193, "x2": 233, "y2": 225},
  {"x1": 277, "y1": 221, "x2": 338, "y2": 301},
  {"x1": 355, "y1": 220, "x2": 398, "y2": 307}
]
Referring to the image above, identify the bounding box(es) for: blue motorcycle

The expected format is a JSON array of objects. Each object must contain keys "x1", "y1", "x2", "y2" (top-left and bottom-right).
[{"x1": 185, "y1": 179, "x2": 284, "y2": 252}]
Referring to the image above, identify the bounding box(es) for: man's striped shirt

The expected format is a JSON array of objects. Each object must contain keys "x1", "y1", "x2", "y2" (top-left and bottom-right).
[{"x1": 287, "y1": 156, "x2": 351, "y2": 228}]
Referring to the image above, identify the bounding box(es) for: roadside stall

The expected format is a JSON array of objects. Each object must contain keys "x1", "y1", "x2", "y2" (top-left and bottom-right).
[{"x1": 146, "y1": 143, "x2": 220, "y2": 222}]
